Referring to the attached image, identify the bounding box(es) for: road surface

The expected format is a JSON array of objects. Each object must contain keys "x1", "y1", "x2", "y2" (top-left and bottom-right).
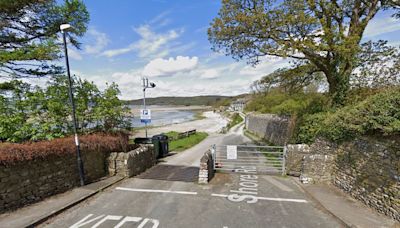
[{"x1": 42, "y1": 119, "x2": 340, "y2": 228}]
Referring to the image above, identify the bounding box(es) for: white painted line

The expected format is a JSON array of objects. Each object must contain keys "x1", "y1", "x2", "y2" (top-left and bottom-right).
[
  {"x1": 211, "y1": 193, "x2": 228, "y2": 197},
  {"x1": 211, "y1": 193, "x2": 307, "y2": 203},
  {"x1": 256, "y1": 196, "x2": 307, "y2": 203},
  {"x1": 116, "y1": 187, "x2": 198, "y2": 195}
]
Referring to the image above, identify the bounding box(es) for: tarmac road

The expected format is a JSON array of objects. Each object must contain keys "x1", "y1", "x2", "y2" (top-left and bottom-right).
[{"x1": 42, "y1": 124, "x2": 340, "y2": 228}]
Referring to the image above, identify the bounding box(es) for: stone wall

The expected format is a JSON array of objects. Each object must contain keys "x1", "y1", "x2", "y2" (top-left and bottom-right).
[
  {"x1": 285, "y1": 137, "x2": 399, "y2": 221},
  {"x1": 301, "y1": 154, "x2": 335, "y2": 183},
  {"x1": 332, "y1": 137, "x2": 399, "y2": 221},
  {"x1": 0, "y1": 149, "x2": 108, "y2": 213},
  {"x1": 0, "y1": 142, "x2": 155, "y2": 213},
  {"x1": 285, "y1": 144, "x2": 310, "y2": 176},
  {"x1": 108, "y1": 145, "x2": 155, "y2": 177},
  {"x1": 246, "y1": 114, "x2": 293, "y2": 145},
  {"x1": 198, "y1": 150, "x2": 214, "y2": 184}
]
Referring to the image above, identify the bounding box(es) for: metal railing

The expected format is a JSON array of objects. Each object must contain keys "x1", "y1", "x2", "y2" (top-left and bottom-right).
[{"x1": 213, "y1": 144, "x2": 287, "y2": 175}]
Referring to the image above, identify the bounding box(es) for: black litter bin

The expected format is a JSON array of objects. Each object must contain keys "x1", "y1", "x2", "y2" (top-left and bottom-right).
[{"x1": 152, "y1": 134, "x2": 169, "y2": 158}]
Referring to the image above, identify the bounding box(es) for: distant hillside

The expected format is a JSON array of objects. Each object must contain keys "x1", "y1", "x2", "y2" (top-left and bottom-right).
[{"x1": 125, "y1": 95, "x2": 239, "y2": 106}]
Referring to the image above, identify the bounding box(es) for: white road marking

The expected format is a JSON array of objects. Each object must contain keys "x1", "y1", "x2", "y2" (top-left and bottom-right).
[
  {"x1": 211, "y1": 193, "x2": 228, "y2": 197},
  {"x1": 256, "y1": 196, "x2": 307, "y2": 203},
  {"x1": 92, "y1": 215, "x2": 122, "y2": 228},
  {"x1": 116, "y1": 187, "x2": 198, "y2": 195},
  {"x1": 211, "y1": 194, "x2": 307, "y2": 203},
  {"x1": 70, "y1": 214, "x2": 159, "y2": 228},
  {"x1": 114, "y1": 216, "x2": 142, "y2": 228}
]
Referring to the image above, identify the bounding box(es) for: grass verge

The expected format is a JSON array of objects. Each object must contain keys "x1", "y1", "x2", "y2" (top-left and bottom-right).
[
  {"x1": 227, "y1": 113, "x2": 243, "y2": 130},
  {"x1": 165, "y1": 131, "x2": 208, "y2": 152}
]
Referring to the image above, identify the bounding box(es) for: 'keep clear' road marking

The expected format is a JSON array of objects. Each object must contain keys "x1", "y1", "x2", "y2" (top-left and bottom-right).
[
  {"x1": 116, "y1": 187, "x2": 198, "y2": 195},
  {"x1": 69, "y1": 214, "x2": 159, "y2": 228}
]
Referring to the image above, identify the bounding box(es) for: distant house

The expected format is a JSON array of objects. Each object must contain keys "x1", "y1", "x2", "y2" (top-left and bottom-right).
[{"x1": 229, "y1": 99, "x2": 246, "y2": 112}]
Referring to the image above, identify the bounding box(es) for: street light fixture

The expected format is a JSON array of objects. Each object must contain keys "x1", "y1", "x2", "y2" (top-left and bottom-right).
[
  {"x1": 142, "y1": 77, "x2": 156, "y2": 138},
  {"x1": 60, "y1": 23, "x2": 85, "y2": 186}
]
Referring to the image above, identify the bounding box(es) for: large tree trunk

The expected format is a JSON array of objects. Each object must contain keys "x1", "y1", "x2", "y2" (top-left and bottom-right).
[{"x1": 327, "y1": 71, "x2": 351, "y2": 106}]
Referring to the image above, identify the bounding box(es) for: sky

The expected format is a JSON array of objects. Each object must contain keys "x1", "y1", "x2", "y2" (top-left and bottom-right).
[{"x1": 55, "y1": 0, "x2": 400, "y2": 100}]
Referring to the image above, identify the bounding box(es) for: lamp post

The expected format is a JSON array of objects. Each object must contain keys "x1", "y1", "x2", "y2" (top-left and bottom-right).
[
  {"x1": 60, "y1": 24, "x2": 85, "y2": 186},
  {"x1": 142, "y1": 77, "x2": 156, "y2": 138}
]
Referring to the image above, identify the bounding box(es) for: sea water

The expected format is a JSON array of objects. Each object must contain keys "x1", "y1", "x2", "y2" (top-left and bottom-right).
[{"x1": 130, "y1": 106, "x2": 196, "y2": 127}]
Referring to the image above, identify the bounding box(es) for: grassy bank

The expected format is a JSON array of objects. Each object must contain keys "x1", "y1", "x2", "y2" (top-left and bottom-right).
[
  {"x1": 165, "y1": 131, "x2": 208, "y2": 152},
  {"x1": 227, "y1": 113, "x2": 243, "y2": 130}
]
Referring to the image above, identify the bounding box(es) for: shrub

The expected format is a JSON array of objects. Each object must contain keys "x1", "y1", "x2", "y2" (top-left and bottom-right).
[
  {"x1": 246, "y1": 90, "x2": 329, "y2": 116},
  {"x1": 294, "y1": 112, "x2": 329, "y2": 144},
  {"x1": 0, "y1": 132, "x2": 130, "y2": 165},
  {"x1": 227, "y1": 113, "x2": 244, "y2": 129},
  {"x1": 296, "y1": 88, "x2": 400, "y2": 143}
]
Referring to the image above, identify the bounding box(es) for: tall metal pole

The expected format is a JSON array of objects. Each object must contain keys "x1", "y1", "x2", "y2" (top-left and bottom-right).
[
  {"x1": 62, "y1": 30, "x2": 85, "y2": 186},
  {"x1": 143, "y1": 82, "x2": 147, "y2": 138}
]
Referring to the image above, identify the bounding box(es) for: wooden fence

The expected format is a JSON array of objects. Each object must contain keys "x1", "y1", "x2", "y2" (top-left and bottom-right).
[{"x1": 169, "y1": 130, "x2": 197, "y2": 141}]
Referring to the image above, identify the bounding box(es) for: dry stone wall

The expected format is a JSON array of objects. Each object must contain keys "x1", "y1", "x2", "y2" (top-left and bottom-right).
[
  {"x1": 285, "y1": 137, "x2": 399, "y2": 222},
  {"x1": 285, "y1": 144, "x2": 310, "y2": 176},
  {"x1": 108, "y1": 145, "x2": 155, "y2": 177},
  {"x1": 0, "y1": 143, "x2": 156, "y2": 213},
  {"x1": 332, "y1": 138, "x2": 399, "y2": 221},
  {"x1": 246, "y1": 114, "x2": 293, "y2": 145},
  {"x1": 0, "y1": 149, "x2": 107, "y2": 213},
  {"x1": 198, "y1": 150, "x2": 214, "y2": 184}
]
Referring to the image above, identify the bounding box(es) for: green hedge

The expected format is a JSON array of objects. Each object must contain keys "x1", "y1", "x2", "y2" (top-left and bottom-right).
[
  {"x1": 245, "y1": 91, "x2": 328, "y2": 116},
  {"x1": 296, "y1": 88, "x2": 400, "y2": 143}
]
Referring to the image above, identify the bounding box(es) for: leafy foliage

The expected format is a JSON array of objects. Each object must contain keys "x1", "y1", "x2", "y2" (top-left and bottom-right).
[
  {"x1": 0, "y1": 0, "x2": 89, "y2": 78},
  {"x1": 227, "y1": 113, "x2": 243, "y2": 130},
  {"x1": 352, "y1": 40, "x2": 400, "y2": 88},
  {"x1": 0, "y1": 76, "x2": 131, "y2": 142},
  {"x1": 0, "y1": 132, "x2": 130, "y2": 165},
  {"x1": 251, "y1": 64, "x2": 324, "y2": 95},
  {"x1": 296, "y1": 88, "x2": 400, "y2": 143},
  {"x1": 245, "y1": 90, "x2": 329, "y2": 116},
  {"x1": 209, "y1": 0, "x2": 400, "y2": 105}
]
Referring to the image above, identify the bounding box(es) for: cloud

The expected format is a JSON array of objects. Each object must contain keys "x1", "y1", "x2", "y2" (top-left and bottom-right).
[
  {"x1": 365, "y1": 16, "x2": 400, "y2": 37},
  {"x1": 142, "y1": 56, "x2": 199, "y2": 77},
  {"x1": 200, "y1": 69, "x2": 219, "y2": 79},
  {"x1": 101, "y1": 25, "x2": 182, "y2": 58},
  {"x1": 68, "y1": 47, "x2": 83, "y2": 60},
  {"x1": 239, "y1": 56, "x2": 289, "y2": 76},
  {"x1": 84, "y1": 28, "x2": 110, "y2": 54},
  {"x1": 149, "y1": 10, "x2": 172, "y2": 27}
]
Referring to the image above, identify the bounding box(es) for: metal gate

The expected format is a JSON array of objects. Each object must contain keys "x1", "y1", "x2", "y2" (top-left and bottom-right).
[{"x1": 211, "y1": 144, "x2": 286, "y2": 175}]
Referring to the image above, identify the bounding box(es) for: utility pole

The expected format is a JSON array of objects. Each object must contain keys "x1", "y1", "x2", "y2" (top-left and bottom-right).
[
  {"x1": 61, "y1": 24, "x2": 85, "y2": 186},
  {"x1": 142, "y1": 77, "x2": 156, "y2": 138},
  {"x1": 143, "y1": 78, "x2": 148, "y2": 137}
]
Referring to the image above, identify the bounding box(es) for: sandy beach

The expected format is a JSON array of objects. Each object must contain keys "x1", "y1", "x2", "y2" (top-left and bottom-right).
[{"x1": 132, "y1": 111, "x2": 228, "y2": 137}]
